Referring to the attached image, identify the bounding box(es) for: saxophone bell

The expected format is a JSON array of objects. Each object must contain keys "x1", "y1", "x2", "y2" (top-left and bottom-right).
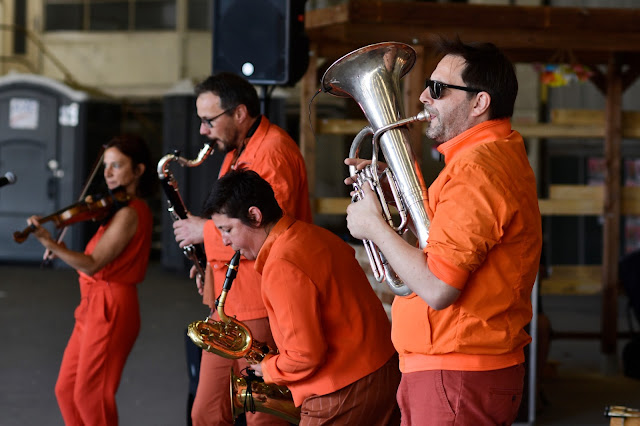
[{"x1": 230, "y1": 368, "x2": 301, "y2": 425}]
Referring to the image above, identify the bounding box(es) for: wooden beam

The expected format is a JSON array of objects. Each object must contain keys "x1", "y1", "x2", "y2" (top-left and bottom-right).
[
  {"x1": 306, "y1": 2, "x2": 640, "y2": 64},
  {"x1": 317, "y1": 117, "x2": 640, "y2": 139},
  {"x1": 300, "y1": 43, "x2": 319, "y2": 204},
  {"x1": 540, "y1": 265, "x2": 602, "y2": 295},
  {"x1": 538, "y1": 199, "x2": 602, "y2": 215},
  {"x1": 540, "y1": 185, "x2": 640, "y2": 215},
  {"x1": 314, "y1": 197, "x2": 350, "y2": 215},
  {"x1": 551, "y1": 108, "x2": 640, "y2": 126},
  {"x1": 318, "y1": 186, "x2": 640, "y2": 216},
  {"x1": 601, "y1": 53, "x2": 623, "y2": 357}
]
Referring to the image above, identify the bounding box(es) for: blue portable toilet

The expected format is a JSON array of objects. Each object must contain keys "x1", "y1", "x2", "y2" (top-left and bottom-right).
[{"x1": 0, "y1": 73, "x2": 120, "y2": 264}]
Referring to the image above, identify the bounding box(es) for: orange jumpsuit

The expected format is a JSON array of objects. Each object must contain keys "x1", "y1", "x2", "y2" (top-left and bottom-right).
[
  {"x1": 192, "y1": 116, "x2": 312, "y2": 426},
  {"x1": 55, "y1": 198, "x2": 153, "y2": 426},
  {"x1": 256, "y1": 216, "x2": 399, "y2": 424},
  {"x1": 392, "y1": 119, "x2": 542, "y2": 425}
]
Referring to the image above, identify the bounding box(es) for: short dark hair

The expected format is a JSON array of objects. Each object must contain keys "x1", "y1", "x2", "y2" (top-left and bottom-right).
[
  {"x1": 435, "y1": 36, "x2": 518, "y2": 120},
  {"x1": 202, "y1": 169, "x2": 283, "y2": 228},
  {"x1": 105, "y1": 134, "x2": 156, "y2": 198},
  {"x1": 194, "y1": 72, "x2": 261, "y2": 117}
]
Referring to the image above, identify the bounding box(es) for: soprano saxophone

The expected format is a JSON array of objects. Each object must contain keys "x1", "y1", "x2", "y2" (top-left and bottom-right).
[{"x1": 157, "y1": 143, "x2": 214, "y2": 278}]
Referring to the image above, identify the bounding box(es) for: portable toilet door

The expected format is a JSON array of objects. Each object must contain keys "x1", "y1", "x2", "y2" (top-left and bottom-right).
[{"x1": 0, "y1": 74, "x2": 90, "y2": 263}]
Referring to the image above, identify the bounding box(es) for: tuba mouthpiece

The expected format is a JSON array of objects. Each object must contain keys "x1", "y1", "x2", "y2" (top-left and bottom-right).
[{"x1": 415, "y1": 110, "x2": 430, "y2": 122}]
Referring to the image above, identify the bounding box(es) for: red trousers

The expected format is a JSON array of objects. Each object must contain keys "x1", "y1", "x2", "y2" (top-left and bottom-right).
[
  {"x1": 55, "y1": 282, "x2": 140, "y2": 426},
  {"x1": 300, "y1": 353, "x2": 401, "y2": 426},
  {"x1": 397, "y1": 364, "x2": 525, "y2": 426},
  {"x1": 191, "y1": 317, "x2": 290, "y2": 426}
]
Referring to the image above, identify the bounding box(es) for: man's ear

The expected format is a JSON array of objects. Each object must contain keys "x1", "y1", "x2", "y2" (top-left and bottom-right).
[
  {"x1": 234, "y1": 104, "x2": 249, "y2": 122},
  {"x1": 247, "y1": 206, "x2": 263, "y2": 227},
  {"x1": 472, "y1": 91, "x2": 491, "y2": 117}
]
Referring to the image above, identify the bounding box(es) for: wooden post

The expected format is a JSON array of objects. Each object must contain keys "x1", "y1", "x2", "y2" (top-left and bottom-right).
[
  {"x1": 299, "y1": 43, "x2": 319, "y2": 210},
  {"x1": 601, "y1": 53, "x2": 622, "y2": 369}
]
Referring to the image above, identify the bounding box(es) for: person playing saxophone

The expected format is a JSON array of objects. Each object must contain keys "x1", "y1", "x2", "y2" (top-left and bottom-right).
[
  {"x1": 173, "y1": 72, "x2": 312, "y2": 426},
  {"x1": 202, "y1": 169, "x2": 401, "y2": 426}
]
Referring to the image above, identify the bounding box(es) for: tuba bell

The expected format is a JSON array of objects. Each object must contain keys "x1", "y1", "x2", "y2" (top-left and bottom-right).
[{"x1": 321, "y1": 41, "x2": 431, "y2": 297}]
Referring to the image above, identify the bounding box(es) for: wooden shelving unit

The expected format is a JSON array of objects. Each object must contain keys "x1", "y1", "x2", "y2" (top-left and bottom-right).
[{"x1": 300, "y1": 1, "x2": 640, "y2": 361}]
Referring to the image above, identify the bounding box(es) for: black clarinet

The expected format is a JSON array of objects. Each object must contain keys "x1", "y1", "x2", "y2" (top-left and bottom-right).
[{"x1": 157, "y1": 144, "x2": 214, "y2": 278}]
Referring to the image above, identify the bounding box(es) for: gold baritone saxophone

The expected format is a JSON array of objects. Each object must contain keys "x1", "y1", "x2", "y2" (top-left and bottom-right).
[
  {"x1": 157, "y1": 143, "x2": 214, "y2": 278},
  {"x1": 187, "y1": 251, "x2": 301, "y2": 424}
]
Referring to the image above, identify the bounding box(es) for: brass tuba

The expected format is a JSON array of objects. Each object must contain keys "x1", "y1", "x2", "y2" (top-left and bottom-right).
[
  {"x1": 186, "y1": 252, "x2": 300, "y2": 423},
  {"x1": 157, "y1": 143, "x2": 215, "y2": 279},
  {"x1": 321, "y1": 42, "x2": 431, "y2": 297}
]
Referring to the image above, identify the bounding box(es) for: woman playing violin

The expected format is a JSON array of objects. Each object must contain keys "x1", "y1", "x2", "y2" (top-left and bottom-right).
[{"x1": 26, "y1": 135, "x2": 155, "y2": 426}]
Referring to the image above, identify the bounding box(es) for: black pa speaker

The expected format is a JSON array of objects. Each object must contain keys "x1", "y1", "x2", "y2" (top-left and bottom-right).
[{"x1": 212, "y1": 0, "x2": 309, "y2": 86}]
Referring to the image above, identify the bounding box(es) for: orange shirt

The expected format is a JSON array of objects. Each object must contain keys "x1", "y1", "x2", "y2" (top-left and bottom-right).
[
  {"x1": 256, "y1": 216, "x2": 396, "y2": 406},
  {"x1": 392, "y1": 119, "x2": 542, "y2": 373},
  {"x1": 202, "y1": 116, "x2": 312, "y2": 320},
  {"x1": 78, "y1": 198, "x2": 153, "y2": 292}
]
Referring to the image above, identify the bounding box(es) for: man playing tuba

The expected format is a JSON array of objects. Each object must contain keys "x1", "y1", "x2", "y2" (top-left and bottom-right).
[
  {"x1": 202, "y1": 169, "x2": 401, "y2": 425},
  {"x1": 345, "y1": 37, "x2": 542, "y2": 425}
]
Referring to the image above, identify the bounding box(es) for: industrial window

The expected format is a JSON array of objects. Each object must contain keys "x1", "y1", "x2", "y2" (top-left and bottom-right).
[
  {"x1": 44, "y1": 0, "x2": 177, "y2": 31},
  {"x1": 187, "y1": 0, "x2": 212, "y2": 30},
  {"x1": 13, "y1": 0, "x2": 27, "y2": 53}
]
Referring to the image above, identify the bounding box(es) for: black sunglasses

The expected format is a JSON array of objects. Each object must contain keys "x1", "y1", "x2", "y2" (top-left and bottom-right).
[{"x1": 425, "y1": 79, "x2": 482, "y2": 100}]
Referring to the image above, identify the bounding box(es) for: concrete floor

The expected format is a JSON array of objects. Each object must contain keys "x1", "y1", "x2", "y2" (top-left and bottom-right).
[{"x1": 1, "y1": 261, "x2": 639, "y2": 426}]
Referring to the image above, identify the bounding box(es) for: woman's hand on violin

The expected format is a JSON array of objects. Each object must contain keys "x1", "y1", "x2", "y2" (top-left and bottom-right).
[{"x1": 26, "y1": 216, "x2": 54, "y2": 246}]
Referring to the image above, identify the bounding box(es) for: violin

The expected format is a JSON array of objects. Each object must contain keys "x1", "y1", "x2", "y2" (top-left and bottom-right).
[{"x1": 13, "y1": 186, "x2": 131, "y2": 244}]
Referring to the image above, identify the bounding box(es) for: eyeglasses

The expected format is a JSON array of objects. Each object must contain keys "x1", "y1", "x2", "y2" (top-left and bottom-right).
[
  {"x1": 201, "y1": 106, "x2": 235, "y2": 128},
  {"x1": 425, "y1": 79, "x2": 482, "y2": 100}
]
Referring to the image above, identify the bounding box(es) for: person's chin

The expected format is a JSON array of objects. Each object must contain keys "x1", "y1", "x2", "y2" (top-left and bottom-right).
[
  {"x1": 216, "y1": 141, "x2": 232, "y2": 153},
  {"x1": 239, "y1": 249, "x2": 255, "y2": 260}
]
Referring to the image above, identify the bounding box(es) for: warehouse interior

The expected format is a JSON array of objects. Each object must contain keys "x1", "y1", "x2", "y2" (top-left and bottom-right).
[{"x1": 1, "y1": 1, "x2": 640, "y2": 425}]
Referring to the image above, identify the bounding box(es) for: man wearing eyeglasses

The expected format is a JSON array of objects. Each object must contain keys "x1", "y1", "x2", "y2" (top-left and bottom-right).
[
  {"x1": 345, "y1": 37, "x2": 542, "y2": 425},
  {"x1": 174, "y1": 72, "x2": 312, "y2": 426}
]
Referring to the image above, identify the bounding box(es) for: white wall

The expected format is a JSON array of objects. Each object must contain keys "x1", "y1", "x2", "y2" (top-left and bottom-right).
[{"x1": 39, "y1": 32, "x2": 212, "y2": 97}]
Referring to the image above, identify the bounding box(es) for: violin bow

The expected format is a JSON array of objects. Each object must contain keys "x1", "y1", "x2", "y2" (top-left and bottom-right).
[{"x1": 41, "y1": 145, "x2": 106, "y2": 266}]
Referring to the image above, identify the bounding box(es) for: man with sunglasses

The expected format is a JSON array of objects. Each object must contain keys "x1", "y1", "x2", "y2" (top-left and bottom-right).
[
  {"x1": 345, "y1": 37, "x2": 542, "y2": 425},
  {"x1": 173, "y1": 72, "x2": 312, "y2": 426}
]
